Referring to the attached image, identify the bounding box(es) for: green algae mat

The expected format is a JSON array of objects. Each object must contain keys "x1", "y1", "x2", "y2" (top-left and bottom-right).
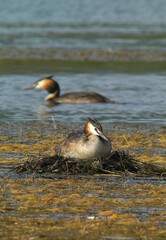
[{"x1": 0, "y1": 122, "x2": 166, "y2": 239}]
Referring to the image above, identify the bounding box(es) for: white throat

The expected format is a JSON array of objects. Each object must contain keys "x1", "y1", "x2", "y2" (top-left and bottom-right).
[
  {"x1": 35, "y1": 80, "x2": 44, "y2": 89},
  {"x1": 89, "y1": 123, "x2": 100, "y2": 136}
]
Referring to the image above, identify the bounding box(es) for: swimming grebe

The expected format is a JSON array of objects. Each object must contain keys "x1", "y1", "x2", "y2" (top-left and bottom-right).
[
  {"x1": 23, "y1": 76, "x2": 116, "y2": 103},
  {"x1": 56, "y1": 118, "x2": 111, "y2": 159}
]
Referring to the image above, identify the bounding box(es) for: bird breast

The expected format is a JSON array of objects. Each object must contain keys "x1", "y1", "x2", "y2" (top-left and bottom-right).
[{"x1": 57, "y1": 134, "x2": 111, "y2": 159}]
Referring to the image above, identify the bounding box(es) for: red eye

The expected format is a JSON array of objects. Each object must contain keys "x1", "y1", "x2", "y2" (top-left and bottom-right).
[{"x1": 95, "y1": 128, "x2": 99, "y2": 133}]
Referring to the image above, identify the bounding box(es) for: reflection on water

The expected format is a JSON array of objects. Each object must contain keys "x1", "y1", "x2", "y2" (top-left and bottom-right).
[
  {"x1": 0, "y1": 0, "x2": 166, "y2": 124},
  {"x1": 0, "y1": 72, "x2": 166, "y2": 125},
  {"x1": 0, "y1": 2, "x2": 166, "y2": 238}
]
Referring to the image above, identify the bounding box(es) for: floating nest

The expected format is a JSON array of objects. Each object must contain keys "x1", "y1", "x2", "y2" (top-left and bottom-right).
[{"x1": 15, "y1": 150, "x2": 166, "y2": 176}]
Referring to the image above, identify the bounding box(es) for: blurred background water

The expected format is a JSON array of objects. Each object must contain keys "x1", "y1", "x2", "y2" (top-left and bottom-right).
[{"x1": 0, "y1": 0, "x2": 166, "y2": 124}]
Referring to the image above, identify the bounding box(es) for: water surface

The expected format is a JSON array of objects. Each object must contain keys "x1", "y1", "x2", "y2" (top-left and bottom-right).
[
  {"x1": 1, "y1": 0, "x2": 166, "y2": 52},
  {"x1": 0, "y1": 72, "x2": 166, "y2": 124},
  {"x1": 0, "y1": 0, "x2": 166, "y2": 124},
  {"x1": 0, "y1": 2, "x2": 166, "y2": 239}
]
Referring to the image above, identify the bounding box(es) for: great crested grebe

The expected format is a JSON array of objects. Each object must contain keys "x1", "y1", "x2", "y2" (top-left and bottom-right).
[
  {"x1": 23, "y1": 76, "x2": 116, "y2": 103},
  {"x1": 56, "y1": 118, "x2": 111, "y2": 159}
]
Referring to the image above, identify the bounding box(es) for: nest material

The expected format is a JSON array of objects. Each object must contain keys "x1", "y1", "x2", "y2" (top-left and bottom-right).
[{"x1": 15, "y1": 150, "x2": 166, "y2": 176}]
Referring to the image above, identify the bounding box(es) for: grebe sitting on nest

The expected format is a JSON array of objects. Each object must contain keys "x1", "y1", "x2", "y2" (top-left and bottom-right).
[
  {"x1": 23, "y1": 76, "x2": 117, "y2": 104},
  {"x1": 56, "y1": 118, "x2": 111, "y2": 159}
]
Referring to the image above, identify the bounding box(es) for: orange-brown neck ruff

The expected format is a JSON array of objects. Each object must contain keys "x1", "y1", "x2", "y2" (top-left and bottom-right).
[
  {"x1": 84, "y1": 121, "x2": 91, "y2": 136},
  {"x1": 43, "y1": 79, "x2": 60, "y2": 95}
]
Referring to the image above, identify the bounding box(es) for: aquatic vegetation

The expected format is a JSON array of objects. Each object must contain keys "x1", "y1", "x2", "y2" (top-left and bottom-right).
[
  {"x1": 1, "y1": 177, "x2": 166, "y2": 239},
  {"x1": 0, "y1": 122, "x2": 165, "y2": 175},
  {"x1": 0, "y1": 123, "x2": 166, "y2": 239}
]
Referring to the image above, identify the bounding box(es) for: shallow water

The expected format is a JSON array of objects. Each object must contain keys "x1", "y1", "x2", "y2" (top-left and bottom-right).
[
  {"x1": 0, "y1": 121, "x2": 166, "y2": 239},
  {"x1": 0, "y1": 1, "x2": 166, "y2": 239}
]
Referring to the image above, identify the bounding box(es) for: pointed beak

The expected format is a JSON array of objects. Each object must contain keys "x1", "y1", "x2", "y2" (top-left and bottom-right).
[
  {"x1": 22, "y1": 85, "x2": 35, "y2": 90},
  {"x1": 98, "y1": 131, "x2": 109, "y2": 141}
]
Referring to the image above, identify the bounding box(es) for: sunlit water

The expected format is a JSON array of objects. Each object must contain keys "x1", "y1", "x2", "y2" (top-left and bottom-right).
[
  {"x1": 1, "y1": 0, "x2": 166, "y2": 60},
  {"x1": 0, "y1": 72, "x2": 166, "y2": 124},
  {"x1": 0, "y1": 2, "x2": 166, "y2": 237},
  {"x1": 1, "y1": 0, "x2": 166, "y2": 51},
  {"x1": 0, "y1": 0, "x2": 166, "y2": 124}
]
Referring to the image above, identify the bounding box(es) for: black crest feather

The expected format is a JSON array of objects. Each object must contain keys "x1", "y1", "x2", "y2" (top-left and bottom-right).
[{"x1": 88, "y1": 118, "x2": 103, "y2": 132}]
